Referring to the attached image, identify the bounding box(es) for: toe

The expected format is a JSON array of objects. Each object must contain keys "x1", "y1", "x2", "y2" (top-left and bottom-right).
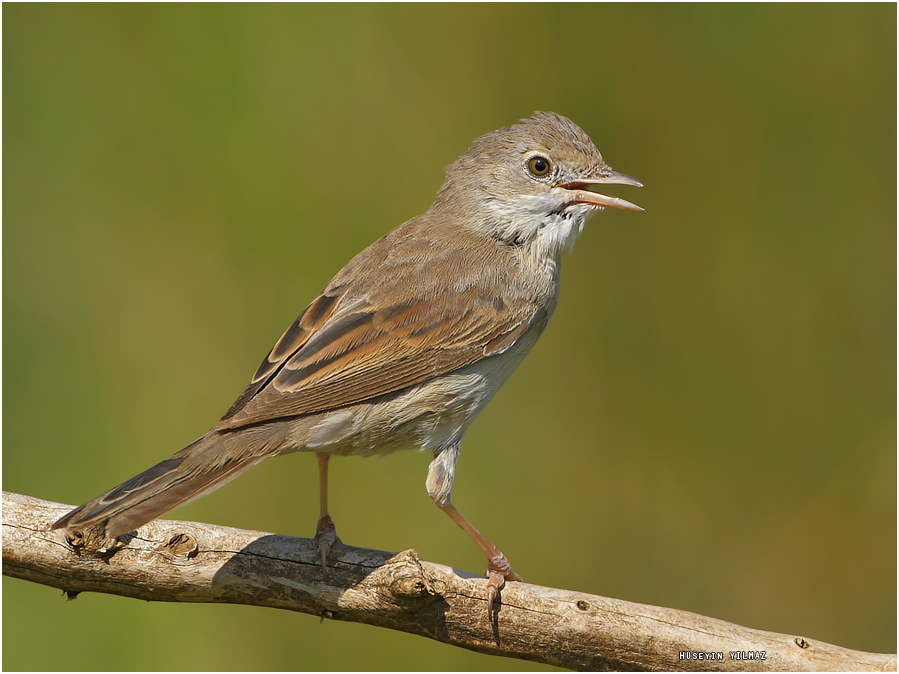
[
  {"x1": 484, "y1": 551, "x2": 521, "y2": 615},
  {"x1": 313, "y1": 515, "x2": 340, "y2": 577}
]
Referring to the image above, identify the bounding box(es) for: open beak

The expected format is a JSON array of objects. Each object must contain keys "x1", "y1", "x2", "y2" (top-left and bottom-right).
[{"x1": 558, "y1": 169, "x2": 643, "y2": 211}]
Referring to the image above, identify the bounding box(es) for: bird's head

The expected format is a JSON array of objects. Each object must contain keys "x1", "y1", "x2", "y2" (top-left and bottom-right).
[{"x1": 433, "y1": 111, "x2": 642, "y2": 257}]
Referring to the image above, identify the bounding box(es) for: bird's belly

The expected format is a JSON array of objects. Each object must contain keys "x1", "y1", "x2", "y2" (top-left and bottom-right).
[{"x1": 281, "y1": 346, "x2": 529, "y2": 458}]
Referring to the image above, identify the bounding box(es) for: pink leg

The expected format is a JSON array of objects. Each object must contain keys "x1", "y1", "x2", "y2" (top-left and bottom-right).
[
  {"x1": 427, "y1": 444, "x2": 521, "y2": 615},
  {"x1": 437, "y1": 501, "x2": 523, "y2": 613},
  {"x1": 313, "y1": 453, "x2": 339, "y2": 575}
]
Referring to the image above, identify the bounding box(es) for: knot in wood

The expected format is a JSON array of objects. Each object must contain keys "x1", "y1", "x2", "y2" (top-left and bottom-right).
[
  {"x1": 162, "y1": 533, "x2": 199, "y2": 559},
  {"x1": 64, "y1": 530, "x2": 86, "y2": 555},
  {"x1": 64, "y1": 527, "x2": 127, "y2": 560},
  {"x1": 391, "y1": 576, "x2": 433, "y2": 600}
]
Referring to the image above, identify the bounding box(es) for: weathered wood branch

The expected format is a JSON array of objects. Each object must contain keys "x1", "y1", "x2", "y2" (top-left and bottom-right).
[{"x1": 3, "y1": 491, "x2": 894, "y2": 671}]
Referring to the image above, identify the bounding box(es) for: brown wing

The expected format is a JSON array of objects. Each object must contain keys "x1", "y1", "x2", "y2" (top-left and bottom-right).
[{"x1": 217, "y1": 223, "x2": 542, "y2": 431}]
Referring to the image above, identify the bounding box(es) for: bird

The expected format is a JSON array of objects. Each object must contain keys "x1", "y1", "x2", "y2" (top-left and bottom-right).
[{"x1": 53, "y1": 111, "x2": 642, "y2": 613}]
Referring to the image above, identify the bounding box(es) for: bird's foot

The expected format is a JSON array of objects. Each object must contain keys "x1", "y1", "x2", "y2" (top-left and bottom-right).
[
  {"x1": 486, "y1": 551, "x2": 522, "y2": 615},
  {"x1": 313, "y1": 514, "x2": 340, "y2": 578}
]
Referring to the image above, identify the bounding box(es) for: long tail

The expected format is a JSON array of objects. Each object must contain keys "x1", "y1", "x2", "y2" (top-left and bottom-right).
[{"x1": 52, "y1": 430, "x2": 272, "y2": 539}]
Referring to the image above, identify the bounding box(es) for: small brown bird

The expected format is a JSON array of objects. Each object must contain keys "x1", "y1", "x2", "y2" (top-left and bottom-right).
[{"x1": 53, "y1": 112, "x2": 641, "y2": 611}]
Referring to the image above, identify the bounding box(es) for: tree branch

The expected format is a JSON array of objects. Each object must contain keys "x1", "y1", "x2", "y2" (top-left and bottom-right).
[{"x1": 3, "y1": 491, "x2": 894, "y2": 671}]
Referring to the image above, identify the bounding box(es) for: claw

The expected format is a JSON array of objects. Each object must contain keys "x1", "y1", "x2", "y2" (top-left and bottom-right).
[
  {"x1": 485, "y1": 551, "x2": 522, "y2": 616},
  {"x1": 486, "y1": 570, "x2": 502, "y2": 614},
  {"x1": 314, "y1": 514, "x2": 339, "y2": 578}
]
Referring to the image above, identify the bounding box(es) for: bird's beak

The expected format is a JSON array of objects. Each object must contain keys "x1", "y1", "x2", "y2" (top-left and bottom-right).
[{"x1": 557, "y1": 170, "x2": 643, "y2": 211}]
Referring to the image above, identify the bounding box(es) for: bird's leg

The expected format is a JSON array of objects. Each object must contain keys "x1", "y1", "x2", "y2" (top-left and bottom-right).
[
  {"x1": 426, "y1": 444, "x2": 522, "y2": 615},
  {"x1": 313, "y1": 452, "x2": 339, "y2": 576},
  {"x1": 439, "y1": 501, "x2": 524, "y2": 612}
]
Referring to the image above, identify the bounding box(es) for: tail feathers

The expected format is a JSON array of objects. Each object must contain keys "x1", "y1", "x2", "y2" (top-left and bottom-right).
[{"x1": 52, "y1": 432, "x2": 268, "y2": 539}]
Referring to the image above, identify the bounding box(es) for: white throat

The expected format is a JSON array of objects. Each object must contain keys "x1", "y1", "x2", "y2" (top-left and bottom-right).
[{"x1": 484, "y1": 192, "x2": 598, "y2": 258}]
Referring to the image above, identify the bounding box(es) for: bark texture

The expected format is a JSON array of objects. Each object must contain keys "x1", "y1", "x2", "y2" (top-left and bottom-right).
[{"x1": 3, "y1": 492, "x2": 895, "y2": 672}]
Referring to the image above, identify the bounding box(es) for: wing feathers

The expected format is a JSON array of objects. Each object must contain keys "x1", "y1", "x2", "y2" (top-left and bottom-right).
[{"x1": 217, "y1": 225, "x2": 545, "y2": 431}]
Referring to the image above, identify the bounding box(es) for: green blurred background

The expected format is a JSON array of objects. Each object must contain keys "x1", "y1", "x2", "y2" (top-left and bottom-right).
[{"x1": 4, "y1": 4, "x2": 895, "y2": 670}]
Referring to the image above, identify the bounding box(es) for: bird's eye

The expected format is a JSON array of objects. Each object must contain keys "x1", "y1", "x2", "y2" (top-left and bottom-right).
[{"x1": 527, "y1": 156, "x2": 551, "y2": 177}]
